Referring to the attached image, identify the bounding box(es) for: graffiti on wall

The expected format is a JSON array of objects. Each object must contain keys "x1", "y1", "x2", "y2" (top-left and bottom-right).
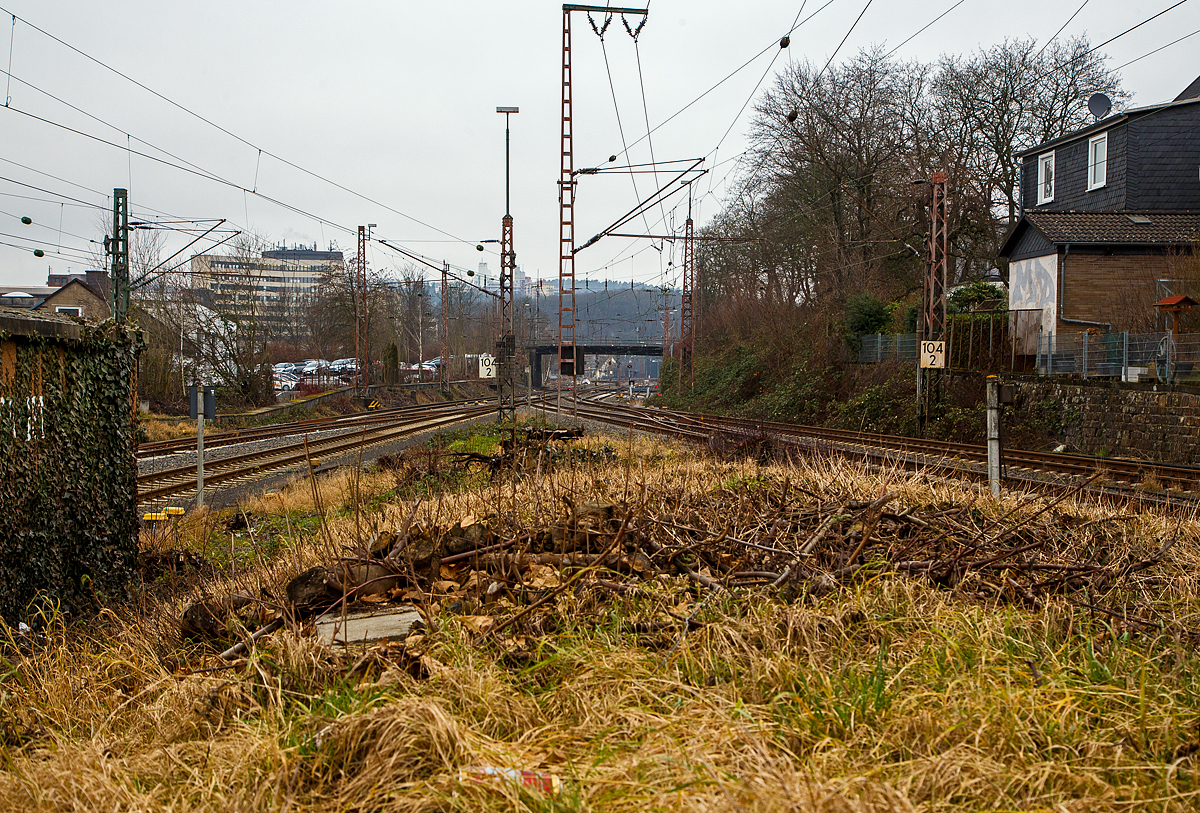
[{"x1": 1009, "y1": 254, "x2": 1057, "y2": 353}]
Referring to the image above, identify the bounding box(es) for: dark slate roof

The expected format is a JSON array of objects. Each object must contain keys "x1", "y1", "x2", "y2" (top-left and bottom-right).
[
  {"x1": 1176, "y1": 74, "x2": 1200, "y2": 102},
  {"x1": 999, "y1": 210, "x2": 1200, "y2": 257},
  {"x1": 1015, "y1": 96, "x2": 1200, "y2": 158}
]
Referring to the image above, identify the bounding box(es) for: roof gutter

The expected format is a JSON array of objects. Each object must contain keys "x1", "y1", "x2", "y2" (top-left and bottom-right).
[{"x1": 1058, "y1": 243, "x2": 1113, "y2": 332}]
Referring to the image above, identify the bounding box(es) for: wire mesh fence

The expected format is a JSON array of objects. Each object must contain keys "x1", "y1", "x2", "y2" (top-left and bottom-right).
[
  {"x1": 858, "y1": 332, "x2": 919, "y2": 364},
  {"x1": 857, "y1": 308, "x2": 1200, "y2": 384},
  {"x1": 1036, "y1": 331, "x2": 1200, "y2": 383},
  {"x1": 857, "y1": 309, "x2": 1041, "y2": 373}
]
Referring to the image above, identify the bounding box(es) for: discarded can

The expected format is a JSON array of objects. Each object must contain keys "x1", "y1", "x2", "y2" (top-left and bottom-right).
[{"x1": 458, "y1": 766, "x2": 561, "y2": 794}]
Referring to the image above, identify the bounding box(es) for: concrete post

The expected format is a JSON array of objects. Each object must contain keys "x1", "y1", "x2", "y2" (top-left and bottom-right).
[{"x1": 986, "y1": 376, "x2": 1001, "y2": 499}]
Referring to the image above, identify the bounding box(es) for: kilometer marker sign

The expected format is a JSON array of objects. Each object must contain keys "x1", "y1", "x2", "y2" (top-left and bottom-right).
[{"x1": 920, "y1": 340, "x2": 945, "y2": 369}]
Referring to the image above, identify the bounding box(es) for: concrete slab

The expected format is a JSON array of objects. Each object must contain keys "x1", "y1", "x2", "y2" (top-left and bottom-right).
[{"x1": 315, "y1": 605, "x2": 423, "y2": 647}]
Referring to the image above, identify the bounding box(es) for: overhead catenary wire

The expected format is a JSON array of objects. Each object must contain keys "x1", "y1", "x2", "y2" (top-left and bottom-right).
[
  {"x1": 591, "y1": 13, "x2": 660, "y2": 254},
  {"x1": 0, "y1": 5, "x2": 478, "y2": 251},
  {"x1": 882, "y1": 0, "x2": 971, "y2": 58},
  {"x1": 592, "y1": 0, "x2": 884, "y2": 276},
  {"x1": 0, "y1": 240, "x2": 92, "y2": 265},
  {"x1": 0, "y1": 64, "x2": 477, "y2": 280},
  {"x1": 0, "y1": 65, "x2": 247, "y2": 194},
  {"x1": 603, "y1": 0, "x2": 1197, "y2": 282},
  {"x1": 1035, "y1": 0, "x2": 1093, "y2": 59},
  {"x1": 590, "y1": 0, "x2": 841, "y2": 168}
]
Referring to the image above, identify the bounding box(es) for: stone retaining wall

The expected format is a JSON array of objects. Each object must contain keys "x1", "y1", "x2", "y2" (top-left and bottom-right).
[{"x1": 1012, "y1": 376, "x2": 1200, "y2": 463}]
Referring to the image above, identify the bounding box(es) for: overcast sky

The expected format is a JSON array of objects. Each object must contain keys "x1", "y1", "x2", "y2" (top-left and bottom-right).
[{"x1": 1, "y1": 0, "x2": 1197, "y2": 291}]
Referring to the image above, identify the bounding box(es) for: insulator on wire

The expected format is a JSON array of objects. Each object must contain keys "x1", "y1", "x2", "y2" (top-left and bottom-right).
[{"x1": 780, "y1": 35, "x2": 790, "y2": 48}]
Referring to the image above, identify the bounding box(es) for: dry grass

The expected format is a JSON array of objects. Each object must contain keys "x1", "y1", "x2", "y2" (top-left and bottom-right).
[
  {"x1": 4, "y1": 432, "x2": 1200, "y2": 811},
  {"x1": 141, "y1": 419, "x2": 198, "y2": 442}
]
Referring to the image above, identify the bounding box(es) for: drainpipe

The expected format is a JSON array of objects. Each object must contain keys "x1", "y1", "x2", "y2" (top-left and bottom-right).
[{"x1": 1058, "y1": 243, "x2": 1113, "y2": 332}]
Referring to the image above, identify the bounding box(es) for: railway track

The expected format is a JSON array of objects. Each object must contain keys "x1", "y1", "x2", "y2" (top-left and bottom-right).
[
  {"x1": 567, "y1": 396, "x2": 1200, "y2": 497},
  {"x1": 138, "y1": 398, "x2": 487, "y2": 458},
  {"x1": 137, "y1": 401, "x2": 496, "y2": 505}
]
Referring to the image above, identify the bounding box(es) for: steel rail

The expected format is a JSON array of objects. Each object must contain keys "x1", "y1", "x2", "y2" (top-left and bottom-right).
[
  {"x1": 138, "y1": 398, "x2": 483, "y2": 457},
  {"x1": 137, "y1": 404, "x2": 495, "y2": 504},
  {"x1": 571, "y1": 397, "x2": 1200, "y2": 496}
]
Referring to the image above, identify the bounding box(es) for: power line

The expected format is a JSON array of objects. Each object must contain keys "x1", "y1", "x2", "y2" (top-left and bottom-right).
[
  {"x1": 1035, "y1": 0, "x2": 1092, "y2": 59},
  {"x1": 632, "y1": 40, "x2": 670, "y2": 244},
  {"x1": 0, "y1": 174, "x2": 103, "y2": 209},
  {"x1": 596, "y1": 30, "x2": 658, "y2": 249},
  {"x1": 591, "y1": 0, "x2": 841, "y2": 167},
  {"x1": 0, "y1": 5, "x2": 477, "y2": 249},
  {"x1": 883, "y1": 0, "x2": 971, "y2": 58},
  {"x1": 817, "y1": 0, "x2": 875, "y2": 80},
  {"x1": 0, "y1": 65, "x2": 232, "y2": 190}
]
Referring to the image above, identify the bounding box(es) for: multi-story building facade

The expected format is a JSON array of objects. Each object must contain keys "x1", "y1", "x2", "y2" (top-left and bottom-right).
[{"x1": 190, "y1": 244, "x2": 345, "y2": 338}]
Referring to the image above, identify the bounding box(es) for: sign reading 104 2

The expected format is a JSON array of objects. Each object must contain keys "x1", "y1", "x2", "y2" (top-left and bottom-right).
[{"x1": 919, "y1": 340, "x2": 945, "y2": 369}]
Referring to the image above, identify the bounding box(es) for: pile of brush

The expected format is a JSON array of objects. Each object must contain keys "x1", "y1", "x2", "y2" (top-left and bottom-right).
[{"x1": 181, "y1": 468, "x2": 1196, "y2": 659}]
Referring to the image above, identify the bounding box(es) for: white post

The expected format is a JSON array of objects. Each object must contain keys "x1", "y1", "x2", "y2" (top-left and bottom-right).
[
  {"x1": 196, "y1": 410, "x2": 205, "y2": 508},
  {"x1": 986, "y1": 376, "x2": 1001, "y2": 499},
  {"x1": 1082, "y1": 331, "x2": 1088, "y2": 379}
]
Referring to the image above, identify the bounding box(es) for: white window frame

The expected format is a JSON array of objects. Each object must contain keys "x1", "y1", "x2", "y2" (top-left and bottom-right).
[
  {"x1": 1037, "y1": 151, "x2": 1055, "y2": 204},
  {"x1": 54, "y1": 306, "x2": 81, "y2": 317},
  {"x1": 1088, "y1": 133, "x2": 1108, "y2": 190}
]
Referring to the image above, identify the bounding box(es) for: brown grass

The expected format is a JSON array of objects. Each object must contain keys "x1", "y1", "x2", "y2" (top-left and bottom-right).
[
  {"x1": 3, "y1": 433, "x2": 1200, "y2": 811},
  {"x1": 141, "y1": 419, "x2": 197, "y2": 442}
]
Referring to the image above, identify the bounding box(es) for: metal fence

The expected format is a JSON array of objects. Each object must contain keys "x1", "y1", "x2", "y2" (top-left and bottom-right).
[
  {"x1": 858, "y1": 309, "x2": 1042, "y2": 373},
  {"x1": 1036, "y1": 331, "x2": 1200, "y2": 383},
  {"x1": 860, "y1": 326, "x2": 1200, "y2": 384},
  {"x1": 858, "y1": 332, "x2": 919, "y2": 364}
]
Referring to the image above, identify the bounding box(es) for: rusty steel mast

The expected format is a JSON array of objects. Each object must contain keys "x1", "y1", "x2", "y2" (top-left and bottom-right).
[
  {"x1": 919, "y1": 171, "x2": 949, "y2": 421},
  {"x1": 497, "y1": 106, "x2": 519, "y2": 424},
  {"x1": 924, "y1": 171, "x2": 948, "y2": 346},
  {"x1": 356, "y1": 225, "x2": 367, "y2": 391},
  {"x1": 678, "y1": 193, "x2": 695, "y2": 390},
  {"x1": 559, "y1": 4, "x2": 648, "y2": 413},
  {"x1": 440, "y1": 261, "x2": 450, "y2": 392}
]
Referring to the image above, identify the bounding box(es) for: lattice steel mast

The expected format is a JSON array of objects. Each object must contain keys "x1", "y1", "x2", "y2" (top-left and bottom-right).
[{"x1": 559, "y1": 4, "x2": 648, "y2": 412}]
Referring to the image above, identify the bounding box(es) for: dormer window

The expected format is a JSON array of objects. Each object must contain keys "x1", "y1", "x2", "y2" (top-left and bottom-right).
[
  {"x1": 1088, "y1": 133, "x2": 1107, "y2": 190},
  {"x1": 1037, "y1": 151, "x2": 1055, "y2": 204}
]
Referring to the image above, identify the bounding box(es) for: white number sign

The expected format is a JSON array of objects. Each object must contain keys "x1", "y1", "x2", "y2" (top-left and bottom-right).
[
  {"x1": 479, "y1": 355, "x2": 497, "y2": 379},
  {"x1": 919, "y1": 341, "x2": 945, "y2": 369}
]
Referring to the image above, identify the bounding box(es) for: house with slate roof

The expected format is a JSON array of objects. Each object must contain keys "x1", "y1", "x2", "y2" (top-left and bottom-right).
[{"x1": 999, "y1": 76, "x2": 1200, "y2": 351}]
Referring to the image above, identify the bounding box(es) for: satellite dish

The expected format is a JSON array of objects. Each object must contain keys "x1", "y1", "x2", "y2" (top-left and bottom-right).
[{"x1": 1088, "y1": 92, "x2": 1112, "y2": 120}]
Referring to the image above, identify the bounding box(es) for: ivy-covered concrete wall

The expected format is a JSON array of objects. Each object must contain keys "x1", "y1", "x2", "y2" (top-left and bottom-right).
[{"x1": 0, "y1": 310, "x2": 141, "y2": 622}]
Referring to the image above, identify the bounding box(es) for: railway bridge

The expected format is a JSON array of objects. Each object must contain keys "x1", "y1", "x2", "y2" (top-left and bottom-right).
[{"x1": 525, "y1": 343, "x2": 663, "y2": 387}]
